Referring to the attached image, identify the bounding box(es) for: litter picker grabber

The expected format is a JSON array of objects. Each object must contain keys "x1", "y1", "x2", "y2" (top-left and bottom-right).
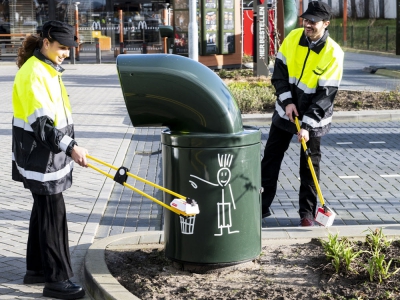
[
  {"x1": 86, "y1": 154, "x2": 200, "y2": 217},
  {"x1": 294, "y1": 117, "x2": 336, "y2": 227}
]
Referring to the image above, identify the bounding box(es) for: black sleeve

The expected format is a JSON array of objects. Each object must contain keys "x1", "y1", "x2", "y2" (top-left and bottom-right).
[
  {"x1": 271, "y1": 57, "x2": 293, "y2": 107},
  {"x1": 30, "y1": 115, "x2": 74, "y2": 155}
]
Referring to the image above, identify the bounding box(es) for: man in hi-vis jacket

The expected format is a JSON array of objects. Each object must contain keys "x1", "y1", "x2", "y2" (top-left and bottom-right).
[{"x1": 261, "y1": 1, "x2": 344, "y2": 227}]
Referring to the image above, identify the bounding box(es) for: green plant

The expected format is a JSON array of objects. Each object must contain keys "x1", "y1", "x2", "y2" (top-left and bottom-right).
[
  {"x1": 320, "y1": 233, "x2": 343, "y2": 258},
  {"x1": 342, "y1": 243, "x2": 364, "y2": 273},
  {"x1": 363, "y1": 256, "x2": 376, "y2": 282},
  {"x1": 217, "y1": 69, "x2": 229, "y2": 78},
  {"x1": 364, "y1": 228, "x2": 392, "y2": 253},
  {"x1": 320, "y1": 233, "x2": 345, "y2": 273},
  {"x1": 242, "y1": 54, "x2": 253, "y2": 64},
  {"x1": 227, "y1": 81, "x2": 275, "y2": 112},
  {"x1": 374, "y1": 252, "x2": 400, "y2": 283}
]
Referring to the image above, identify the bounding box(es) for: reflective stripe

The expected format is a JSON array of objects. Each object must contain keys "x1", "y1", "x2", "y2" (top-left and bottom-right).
[
  {"x1": 288, "y1": 76, "x2": 297, "y2": 85},
  {"x1": 279, "y1": 91, "x2": 292, "y2": 102},
  {"x1": 276, "y1": 52, "x2": 286, "y2": 65},
  {"x1": 13, "y1": 115, "x2": 72, "y2": 131},
  {"x1": 302, "y1": 115, "x2": 332, "y2": 128},
  {"x1": 56, "y1": 116, "x2": 73, "y2": 129},
  {"x1": 12, "y1": 155, "x2": 74, "y2": 183},
  {"x1": 297, "y1": 81, "x2": 316, "y2": 94},
  {"x1": 289, "y1": 77, "x2": 317, "y2": 94},
  {"x1": 13, "y1": 117, "x2": 33, "y2": 132},
  {"x1": 60, "y1": 135, "x2": 73, "y2": 152},
  {"x1": 275, "y1": 102, "x2": 290, "y2": 121},
  {"x1": 27, "y1": 107, "x2": 55, "y2": 125},
  {"x1": 319, "y1": 78, "x2": 341, "y2": 87},
  {"x1": 275, "y1": 102, "x2": 331, "y2": 128}
]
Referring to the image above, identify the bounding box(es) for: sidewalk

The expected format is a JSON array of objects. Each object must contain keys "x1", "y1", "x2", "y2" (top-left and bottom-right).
[{"x1": 1, "y1": 62, "x2": 400, "y2": 299}]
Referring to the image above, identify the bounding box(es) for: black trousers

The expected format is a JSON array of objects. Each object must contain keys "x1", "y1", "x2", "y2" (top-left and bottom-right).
[
  {"x1": 261, "y1": 123, "x2": 321, "y2": 220},
  {"x1": 26, "y1": 192, "x2": 73, "y2": 282}
]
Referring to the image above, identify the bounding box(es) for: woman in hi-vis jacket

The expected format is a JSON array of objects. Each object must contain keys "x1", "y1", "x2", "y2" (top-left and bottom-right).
[{"x1": 12, "y1": 20, "x2": 87, "y2": 300}]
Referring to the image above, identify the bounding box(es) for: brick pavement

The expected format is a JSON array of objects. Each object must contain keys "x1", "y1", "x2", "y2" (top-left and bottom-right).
[
  {"x1": 95, "y1": 121, "x2": 400, "y2": 236},
  {"x1": 1, "y1": 61, "x2": 400, "y2": 299}
]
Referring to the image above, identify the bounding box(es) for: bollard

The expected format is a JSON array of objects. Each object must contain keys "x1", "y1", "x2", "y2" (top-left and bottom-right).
[
  {"x1": 95, "y1": 38, "x2": 101, "y2": 64},
  {"x1": 69, "y1": 47, "x2": 75, "y2": 65},
  {"x1": 120, "y1": 42, "x2": 124, "y2": 56}
]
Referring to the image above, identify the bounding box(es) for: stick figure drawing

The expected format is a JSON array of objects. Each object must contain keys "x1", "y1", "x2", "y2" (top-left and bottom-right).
[{"x1": 189, "y1": 153, "x2": 239, "y2": 236}]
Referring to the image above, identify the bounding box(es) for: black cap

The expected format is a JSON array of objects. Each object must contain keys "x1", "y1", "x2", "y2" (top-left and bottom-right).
[
  {"x1": 41, "y1": 20, "x2": 78, "y2": 47},
  {"x1": 300, "y1": 1, "x2": 332, "y2": 22}
]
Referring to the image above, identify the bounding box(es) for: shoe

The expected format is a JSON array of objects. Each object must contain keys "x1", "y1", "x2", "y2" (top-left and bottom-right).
[
  {"x1": 299, "y1": 218, "x2": 314, "y2": 227},
  {"x1": 23, "y1": 270, "x2": 45, "y2": 284},
  {"x1": 43, "y1": 280, "x2": 85, "y2": 299},
  {"x1": 262, "y1": 207, "x2": 272, "y2": 218}
]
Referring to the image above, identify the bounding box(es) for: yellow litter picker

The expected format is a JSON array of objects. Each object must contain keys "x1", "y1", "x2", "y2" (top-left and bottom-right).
[
  {"x1": 86, "y1": 155, "x2": 200, "y2": 217},
  {"x1": 294, "y1": 117, "x2": 335, "y2": 227}
]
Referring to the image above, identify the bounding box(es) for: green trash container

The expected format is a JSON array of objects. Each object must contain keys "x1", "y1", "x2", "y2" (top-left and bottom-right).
[
  {"x1": 162, "y1": 128, "x2": 261, "y2": 265},
  {"x1": 116, "y1": 54, "x2": 261, "y2": 266}
]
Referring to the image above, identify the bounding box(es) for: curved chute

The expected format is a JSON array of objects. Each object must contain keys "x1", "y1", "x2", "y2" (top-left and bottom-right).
[{"x1": 284, "y1": 0, "x2": 298, "y2": 36}]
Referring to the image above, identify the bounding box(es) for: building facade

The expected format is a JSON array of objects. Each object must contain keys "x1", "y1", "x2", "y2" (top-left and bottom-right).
[{"x1": 0, "y1": 0, "x2": 242, "y2": 67}]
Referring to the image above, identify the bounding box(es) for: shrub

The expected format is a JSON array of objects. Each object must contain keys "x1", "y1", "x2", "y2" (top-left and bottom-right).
[{"x1": 227, "y1": 81, "x2": 276, "y2": 113}]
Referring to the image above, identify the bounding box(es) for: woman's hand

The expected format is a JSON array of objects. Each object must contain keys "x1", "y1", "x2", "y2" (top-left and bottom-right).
[{"x1": 71, "y1": 145, "x2": 89, "y2": 167}]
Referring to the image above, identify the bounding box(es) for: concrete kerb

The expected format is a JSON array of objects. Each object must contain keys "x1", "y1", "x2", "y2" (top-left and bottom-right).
[
  {"x1": 84, "y1": 231, "x2": 164, "y2": 300},
  {"x1": 242, "y1": 110, "x2": 400, "y2": 126},
  {"x1": 84, "y1": 225, "x2": 400, "y2": 300}
]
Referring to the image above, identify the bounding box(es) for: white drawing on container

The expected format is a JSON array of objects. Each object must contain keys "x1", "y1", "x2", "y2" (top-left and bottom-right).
[{"x1": 189, "y1": 153, "x2": 239, "y2": 236}]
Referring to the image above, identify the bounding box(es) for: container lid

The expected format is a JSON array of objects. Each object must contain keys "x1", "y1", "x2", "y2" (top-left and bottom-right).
[{"x1": 161, "y1": 126, "x2": 260, "y2": 148}]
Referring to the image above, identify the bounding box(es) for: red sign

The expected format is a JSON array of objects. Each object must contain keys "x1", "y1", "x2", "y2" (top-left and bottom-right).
[{"x1": 243, "y1": 10, "x2": 253, "y2": 56}]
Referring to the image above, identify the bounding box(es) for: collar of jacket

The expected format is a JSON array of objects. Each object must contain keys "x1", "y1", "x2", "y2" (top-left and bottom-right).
[
  {"x1": 299, "y1": 29, "x2": 329, "y2": 54},
  {"x1": 33, "y1": 48, "x2": 65, "y2": 73}
]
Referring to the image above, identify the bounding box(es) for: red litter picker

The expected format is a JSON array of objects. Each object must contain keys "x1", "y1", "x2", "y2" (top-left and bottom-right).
[
  {"x1": 294, "y1": 117, "x2": 336, "y2": 227},
  {"x1": 86, "y1": 154, "x2": 200, "y2": 217}
]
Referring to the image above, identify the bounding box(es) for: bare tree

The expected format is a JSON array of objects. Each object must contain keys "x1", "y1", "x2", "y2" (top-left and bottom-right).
[
  {"x1": 364, "y1": 0, "x2": 369, "y2": 19},
  {"x1": 350, "y1": 0, "x2": 357, "y2": 19},
  {"x1": 379, "y1": 0, "x2": 385, "y2": 19}
]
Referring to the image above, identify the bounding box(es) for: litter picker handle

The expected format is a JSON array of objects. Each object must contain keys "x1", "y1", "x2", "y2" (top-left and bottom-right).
[
  {"x1": 294, "y1": 117, "x2": 326, "y2": 207},
  {"x1": 86, "y1": 155, "x2": 195, "y2": 217},
  {"x1": 86, "y1": 154, "x2": 186, "y2": 200}
]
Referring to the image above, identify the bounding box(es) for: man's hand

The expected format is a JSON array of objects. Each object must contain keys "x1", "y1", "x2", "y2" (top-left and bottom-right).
[
  {"x1": 71, "y1": 145, "x2": 89, "y2": 167},
  {"x1": 297, "y1": 128, "x2": 309, "y2": 143},
  {"x1": 285, "y1": 104, "x2": 298, "y2": 122}
]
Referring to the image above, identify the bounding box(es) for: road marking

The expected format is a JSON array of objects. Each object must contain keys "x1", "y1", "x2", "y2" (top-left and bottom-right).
[
  {"x1": 380, "y1": 174, "x2": 400, "y2": 178},
  {"x1": 339, "y1": 175, "x2": 360, "y2": 179},
  {"x1": 336, "y1": 142, "x2": 353, "y2": 145},
  {"x1": 369, "y1": 141, "x2": 386, "y2": 144}
]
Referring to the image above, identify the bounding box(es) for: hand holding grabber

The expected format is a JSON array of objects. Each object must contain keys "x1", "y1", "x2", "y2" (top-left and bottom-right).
[{"x1": 86, "y1": 154, "x2": 199, "y2": 217}]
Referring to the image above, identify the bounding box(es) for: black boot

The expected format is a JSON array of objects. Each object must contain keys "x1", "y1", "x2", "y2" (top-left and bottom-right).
[
  {"x1": 23, "y1": 270, "x2": 45, "y2": 284},
  {"x1": 43, "y1": 280, "x2": 85, "y2": 299}
]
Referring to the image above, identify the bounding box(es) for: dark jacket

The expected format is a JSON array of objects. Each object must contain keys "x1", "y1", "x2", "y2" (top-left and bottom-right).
[
  {"x1": 271, "y1": 28, "x2": 344, "y2": 137},
  {"x1": 12, "y1": 50, "x2": 77, "y2": 195}
]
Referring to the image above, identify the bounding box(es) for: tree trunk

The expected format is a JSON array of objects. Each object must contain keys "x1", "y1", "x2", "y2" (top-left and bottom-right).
[
  {"x1": 364, "y1": 0, "x2": 369, "y2": 19},
  {"x1": 379, "y1": 0, "x2": 385, "y2": 19},
  {"x1": 350, "y1": 0, "x2": 357, "y2": 19}
]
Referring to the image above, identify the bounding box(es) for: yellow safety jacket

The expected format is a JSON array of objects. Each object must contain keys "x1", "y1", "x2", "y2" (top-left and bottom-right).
[
  {"x1": 271, "y1": 28, "x2": 344, "y2": 136},
  {"x1": 12, "y1": 50, "x2": 77, "y2": 195}
]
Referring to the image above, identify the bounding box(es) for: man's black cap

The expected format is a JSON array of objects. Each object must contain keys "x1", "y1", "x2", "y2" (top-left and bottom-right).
[
  {"x1": 41, "y1": 20, "x2": 78, "y2": 47},
  {"x1": 300, "y1": 1, "x2": 332, "y2": 22}
]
